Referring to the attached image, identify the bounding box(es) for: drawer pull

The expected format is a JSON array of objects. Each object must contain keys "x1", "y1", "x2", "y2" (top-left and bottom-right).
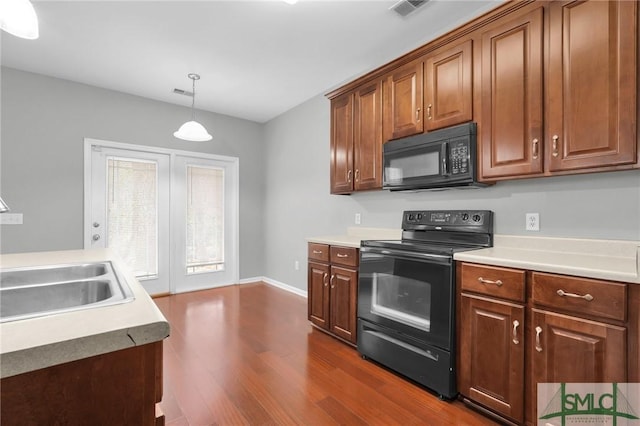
[
  {"x1": 556, "y1": 289, "x2": 593, "y2": 301},
  {"x1": 313, "y1": 250, "x2": 323, "y2": 255},
  {"x1": 323, "y1": 272, "x2": 328, "y2": 287},
  {"x1": 535, "y1": 326, "x2": 543, "y2": 352},
  {"x1": 477, "y1": 277, "x2": 503, "y2": 287},
  {"x1": 330, "y1": 274, "x2": 336, "y2": 289},
  {"x1": 336, "y1": 253, "x2": 349, "y2": 258},
  {"x1": 512, "y1": 320, "x2": 520, "y2": 345}
]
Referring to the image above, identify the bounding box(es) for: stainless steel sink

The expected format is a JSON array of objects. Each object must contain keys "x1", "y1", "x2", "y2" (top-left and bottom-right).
[{"x1": 0, "y1": 261, "x2": 135, "y2": 322}]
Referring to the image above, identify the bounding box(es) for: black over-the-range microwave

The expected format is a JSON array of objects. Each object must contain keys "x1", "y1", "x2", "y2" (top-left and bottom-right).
[{"x1": 383, "y1": 122, "x2": 486, "y2": 191}]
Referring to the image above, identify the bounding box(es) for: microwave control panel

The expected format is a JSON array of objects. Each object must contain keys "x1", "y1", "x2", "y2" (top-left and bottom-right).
[{"x1": 449, "y1": 139, "x2": 469, "y2": 175}]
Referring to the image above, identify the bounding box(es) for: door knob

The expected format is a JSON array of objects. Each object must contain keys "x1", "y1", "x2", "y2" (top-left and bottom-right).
[
  {"x1": 93, "y1": 222, "x2": 100, "y2": 228},
  {"x1": 92, "y1": 234, "x2": 101, "y2": 241}
]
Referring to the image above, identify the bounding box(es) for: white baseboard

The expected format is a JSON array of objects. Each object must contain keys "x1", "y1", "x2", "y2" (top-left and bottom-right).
[{"x1": 237, "y1": 276, "x2": 307, "y2": 298}]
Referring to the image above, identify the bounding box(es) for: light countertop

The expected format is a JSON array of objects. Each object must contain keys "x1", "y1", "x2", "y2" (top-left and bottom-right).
[
  {"x1": 306, "y1": 227, "x2": 402, "y2": 248},
  {"x1": 454, "y1": 235, "x2": 640, "y2": 284},
  {"x1": 307, "y1": 230, "x2": 639, "y2": 284},
  {"x1": 0, "y1": 249, "x2": 170, "y2": 378}
]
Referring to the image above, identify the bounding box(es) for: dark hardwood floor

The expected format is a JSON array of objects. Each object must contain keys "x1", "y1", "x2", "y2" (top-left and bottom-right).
[{"x1": 154, "y1": 283, "x2": 498, "y2": 426}]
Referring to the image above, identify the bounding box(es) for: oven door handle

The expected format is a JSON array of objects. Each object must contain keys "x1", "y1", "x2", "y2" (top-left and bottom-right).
[{"x1": 360, "y1": 246, "x2": 452, "y2": 265}]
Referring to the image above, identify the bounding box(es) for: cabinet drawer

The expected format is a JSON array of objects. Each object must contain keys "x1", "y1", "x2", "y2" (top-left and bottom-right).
[
  {"x1": 308, "y1": 243, "x2": 330, "y2": 262},
  {"x1": 531, "y1": 272, "x2": 627, "y2": 322},
  {"x1": 460, "y1": 263, "x2": 525, "y2": 303},
  {"x1": 330, "y1": 246, "x2": 359, "y2": 267}
]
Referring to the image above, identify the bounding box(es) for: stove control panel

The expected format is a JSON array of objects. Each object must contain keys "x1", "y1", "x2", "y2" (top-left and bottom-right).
[{"x1": 403, "y1": 210, "x2": 493, "y2": 233}]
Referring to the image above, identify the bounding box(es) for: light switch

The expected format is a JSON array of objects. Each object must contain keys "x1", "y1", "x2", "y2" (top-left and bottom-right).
[{"x1": 0, "y1": 213, "x2": 23, "y2": 225}]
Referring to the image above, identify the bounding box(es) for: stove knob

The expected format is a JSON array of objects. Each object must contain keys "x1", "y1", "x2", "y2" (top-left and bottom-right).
[
  {"x1": 408, "y1": 214, "x2": 414, "y2": 221},
  {"x1": 461, "y1": 213, "x2": 469, "y2": 221},
  {"x1": 472, "y1": 214, "x2": 482, "y2": 222},
  {"x1": 416, "y1": 213, "x2": 423, "y2": 221}
]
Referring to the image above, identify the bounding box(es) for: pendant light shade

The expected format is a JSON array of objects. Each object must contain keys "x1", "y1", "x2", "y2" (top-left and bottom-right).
[
  {"x1": 174, "y1": 73, "x2": 212, "y2": 142},
  {"x1": 0, "y1": 0, "x2": 39, "y2": 40}
]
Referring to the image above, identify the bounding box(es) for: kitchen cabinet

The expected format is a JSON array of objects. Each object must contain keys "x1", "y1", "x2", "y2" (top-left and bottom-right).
[
  {"x1": 307, "y1": 243, "x2": 358, "y2": 344},
  {"x1": 458, "y1": 263, "x2": 526, "y2": 424},
  {"x1": 477, "y1": 7, "x2": 544, "y2": 180},
  {"x1": 383, "y1": 60, "x2": 423, "y2": 141},
  {"x1": 1, "y1": 341, "x2": 164, "y2": 426},
  {"x1": 479, "y1": 0, "x2": 637, "y2": 181},
  {"x1": 547, "y1": 0, "x2": 637, "y2": 172},
  {"x1": 330, "y1": 80, "x2": 383, "y2": 194},
  {"x1": 424, "y1": 39, "x2": 473, "y2": 132},
  {"x1": 458, "y1": 262, "x2": 635, "y2": 426}
]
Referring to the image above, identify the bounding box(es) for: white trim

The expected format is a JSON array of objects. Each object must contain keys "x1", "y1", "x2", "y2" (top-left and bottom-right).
[{"x1": 238, "y1": 276, "x2": 307, "y2": 298}]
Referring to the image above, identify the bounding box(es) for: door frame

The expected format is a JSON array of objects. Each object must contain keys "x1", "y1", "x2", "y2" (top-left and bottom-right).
[{"x1": 83, "y1": 138, "x2": 240, "y2": 294}]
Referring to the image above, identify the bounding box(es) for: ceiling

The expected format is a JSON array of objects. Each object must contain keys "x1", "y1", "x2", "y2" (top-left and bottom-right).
[{"x1": 1, "y1": 0, "x2": 501, "y2": 123}]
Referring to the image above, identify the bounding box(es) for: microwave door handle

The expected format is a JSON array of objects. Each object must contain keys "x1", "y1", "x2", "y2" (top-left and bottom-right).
[{"x1": 441, "y1": 142, "x2": 449, "y2": 176}]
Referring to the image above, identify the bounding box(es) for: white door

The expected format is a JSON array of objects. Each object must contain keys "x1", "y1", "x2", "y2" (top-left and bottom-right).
[
  {"x1": 172, "y1": 155, "x2": 239, "y2": 293},
  {"x1": 85, "y1": 140, "x2": 239, "y2": 295},
  {"x1": 87, "y1": 145, "x2": 171, "y2": 295}
]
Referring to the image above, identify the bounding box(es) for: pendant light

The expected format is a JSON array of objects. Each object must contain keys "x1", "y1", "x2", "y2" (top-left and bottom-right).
[
  {"x1": 174, "y1": 73, "x2": 212, "y2": 142},
  {"x1": 0, "y1": 0, "x2": 39, "y2": 40}
]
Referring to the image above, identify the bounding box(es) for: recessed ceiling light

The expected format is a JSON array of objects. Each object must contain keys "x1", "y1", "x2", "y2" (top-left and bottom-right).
[{"x1": 282, "y1": 0, "x2": 298, "y2": 4}]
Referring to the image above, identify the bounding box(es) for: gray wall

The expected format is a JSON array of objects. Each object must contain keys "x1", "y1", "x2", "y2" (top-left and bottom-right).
[
  {"x1": 263, "y1": 94, "x2": 640, "y2": 292},
  {"x1": 0, "y1": 67, "x2": 265, "y2": 279},
  {"x1": 3, "y1": 67, "x2": 640, "y2": 293}
]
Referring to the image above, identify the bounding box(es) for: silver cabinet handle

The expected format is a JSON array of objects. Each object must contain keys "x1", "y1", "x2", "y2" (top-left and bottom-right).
[
  {"x1": 512, "y1": 320, "x2": 520, "y2": 345},
  {"x1": 313, "y1": 250, "x2": 323, "y2": 254},
  {"x1": 330, "y1": 274, "x2": 336, "y2": 289},
  {"x1": 427, "y1": 104, "x2": 432, "y2": 120},
  {"x1": 477, "y1": 277, "x2": 503, "y2": 287},
  {"x1": 532, "y1": 138, "x2": 539, "y2": 160},
  {"x1": 557, "y1": 289, "x2": 594, "y2": 301},
  {"x1": 416, "y1": 107, "x2": 421, "y2": 122},
  {"x1": 347, "y1": 169, "x2": 353, "y2": 183},
  {"x1": 336, "y1": 253, "x2": 348, "y2": 258},
  {"x1": 355, "y1": 169, "x2": 360, "y2": 182},
  {"x1": 552, "y1": 135, "x2": 559, "y2": 157},
  {"x1": 323, "y1": 272, "x2": 328, "y2": 287},
  {"x1": 535, "y1": 326, "x2": 543, "y2": 352}
]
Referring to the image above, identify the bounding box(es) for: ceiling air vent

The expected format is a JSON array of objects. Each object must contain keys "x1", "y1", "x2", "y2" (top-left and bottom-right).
[{"x1": 390, "y1": 0, "x2": 429, "y2": 17}]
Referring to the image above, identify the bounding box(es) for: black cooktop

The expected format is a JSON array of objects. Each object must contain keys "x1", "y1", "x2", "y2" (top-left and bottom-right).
[{"x1": 361, "y1": 210, "x2": 494, "y2": 255}]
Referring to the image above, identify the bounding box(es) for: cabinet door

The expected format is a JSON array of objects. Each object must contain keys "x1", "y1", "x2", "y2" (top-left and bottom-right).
[
  {"x1": 329, "y1": 266, "x2": 358, "y2": 343},
  {"x1": 547, "y1": 0, "x2": 637, "y2": 171},
  {"x1": 459, "y1": 294, "x2": 525, "y2": 423},
  {"x1": 330, "y1": 93, "x2": 354, "y2": 194},
  {"x1": 383, "y1": 60, "x2": 424, "y2": 141},
  {"x1": 308, "y1": 261, "x2": 330, "y2": 330},
  {"x1": 424, "y1": 39, "x2": 473, "y2": 131},
  {"x1": 531, "y1": 308, "x2": 626, "y2": 385},
  {"x1": 354, "y1": 81, "x2": 383, "y2": 191},
  {"x1": 479, "y1": 7, "x2": 544, "y2": 180}
]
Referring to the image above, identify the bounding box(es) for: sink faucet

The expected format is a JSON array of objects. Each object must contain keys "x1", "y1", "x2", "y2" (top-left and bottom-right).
[{"x1": 0, "y1": 196, "x2": 10, "y2": 213}]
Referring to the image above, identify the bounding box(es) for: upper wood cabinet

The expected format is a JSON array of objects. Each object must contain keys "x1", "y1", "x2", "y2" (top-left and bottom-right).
[
  {"x1": 424, "y1": 39, "x2": 473, "y2": 132},
  {"x1": 478, "y1": 7, "x2": 544, "y2": 180},
  {"x1": 383, "y1": 60, "x2": 424, "y2": 141},
  {"x1": 547, "y1": 0, "x2": 637, "y2": 172},
  {"x1": 330, "y1": 93, "x2": 354, "y2": 194},
  {"x1": 330, "y1": 81, "x2": 383, "y2": 194},
  {"x1": 354, "y1": 81, "x2": 383, "y2": 191}
]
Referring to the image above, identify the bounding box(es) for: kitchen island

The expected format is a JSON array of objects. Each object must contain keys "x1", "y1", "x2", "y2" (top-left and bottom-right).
[{"x1": 0, "y1": 248, "x2": 170, "y2": 425}]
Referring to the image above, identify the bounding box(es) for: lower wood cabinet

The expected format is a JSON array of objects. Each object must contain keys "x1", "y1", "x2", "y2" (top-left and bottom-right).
[
  {"x1": 458, "y1": 262, "x2": 637, "y2": 426},
  {"x1": 1, "y1": 341, "x2": 164, "y2": 426},
  {"x1": 308, "y1": 243, "x2": 358, "y2": 344}
]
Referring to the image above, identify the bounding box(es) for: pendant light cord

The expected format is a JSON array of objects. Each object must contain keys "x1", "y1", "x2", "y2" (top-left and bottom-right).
[{"x1": 191, "y1": 76, "x2": 196, "y2": 121}]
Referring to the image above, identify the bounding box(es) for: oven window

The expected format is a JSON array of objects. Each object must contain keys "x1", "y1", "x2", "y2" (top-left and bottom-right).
[{"x1": 371, "y1": 273, "x2": 431, "y2": 331}]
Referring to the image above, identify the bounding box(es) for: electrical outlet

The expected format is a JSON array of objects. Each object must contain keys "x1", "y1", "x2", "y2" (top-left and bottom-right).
[
  {"x1": 355, "y1": 213, "x2": 361, "y2": 225},
  {"x1": 294, "y1": 260, "x2": 300, "y2": 271},
  {"x1": 526, "y1": 213, "x2": 540, "y2": 231}
]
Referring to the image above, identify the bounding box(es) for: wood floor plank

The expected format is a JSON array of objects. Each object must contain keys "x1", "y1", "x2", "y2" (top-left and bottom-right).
[{"x1": 155, "y1": 283, "x2": 498, "y2": 426}]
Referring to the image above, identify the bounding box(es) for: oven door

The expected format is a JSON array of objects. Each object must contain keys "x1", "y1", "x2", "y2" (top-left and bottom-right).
[{"x1": 358, "y1": 246, "x2": 454, "y2": 351}]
